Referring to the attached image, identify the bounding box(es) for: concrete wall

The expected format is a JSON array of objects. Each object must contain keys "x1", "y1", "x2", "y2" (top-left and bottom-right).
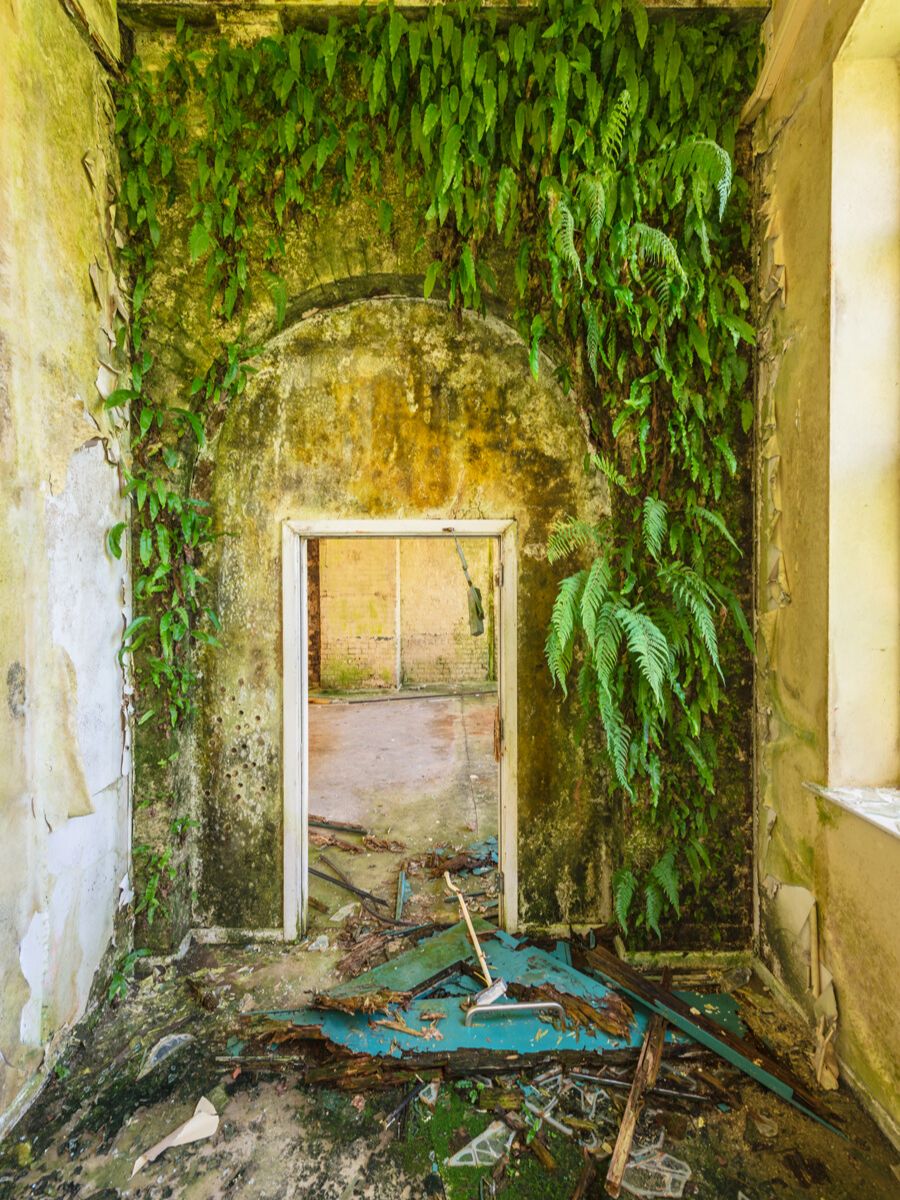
[
  {"x1": 0, "y1": 0, "x2": 130, "y2": 1133},
  {"x1": 754, "y1": 0, "x2": 900, "y2": 1139},
  {"x1": 316, "y1": 537, "x2": 494, "y2": 690},
  {"x1": 191, "y1": 298, "x2": 607, "y2": 929}
]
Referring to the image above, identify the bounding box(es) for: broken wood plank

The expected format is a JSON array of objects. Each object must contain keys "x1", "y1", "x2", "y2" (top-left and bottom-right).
[
  {"x1": 309, "y1": 814, "x2": 368, "y2": 834},
  {"x1": 580, "y1": 945, "x2": 842, "y2": 1134},
  {"x1": 605, "y1": 967, "x2": 671, "y2": 1197}
]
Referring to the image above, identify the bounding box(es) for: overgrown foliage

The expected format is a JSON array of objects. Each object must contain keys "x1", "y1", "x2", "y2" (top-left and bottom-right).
[{"x1": 113, "y1": 0, "x2": 758, "y2": 939}]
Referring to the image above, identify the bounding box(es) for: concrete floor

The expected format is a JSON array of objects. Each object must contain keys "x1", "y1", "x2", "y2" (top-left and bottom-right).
[{"x1": 307, "y1": 692, "x2": 499, "y2": 927}]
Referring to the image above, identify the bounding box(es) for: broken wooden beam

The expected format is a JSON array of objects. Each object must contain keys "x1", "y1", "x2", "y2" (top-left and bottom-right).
[
  {"x1": 605, "y1": 967, "x2": 671, "y2": 1197},
  {"x1": 580, "y1": 944, "x2": 842, "y2": 1134}
]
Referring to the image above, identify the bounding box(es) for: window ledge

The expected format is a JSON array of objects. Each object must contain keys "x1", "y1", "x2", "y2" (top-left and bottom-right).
[{"x1": 804, "y1": 782, "x2": 900, "y2": 840}]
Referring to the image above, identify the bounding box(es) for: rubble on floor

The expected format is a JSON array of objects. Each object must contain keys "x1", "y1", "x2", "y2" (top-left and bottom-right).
[{"x1": 2, "y1": 912, "x2": 899, "y2": 1199}]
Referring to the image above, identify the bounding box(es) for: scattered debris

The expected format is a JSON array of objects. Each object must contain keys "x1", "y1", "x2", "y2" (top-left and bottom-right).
[
  {"x1": 445, "y1": 1120, "x2": 514, "y2": 1167},
  {"x1": 395, "y1": 869, "x2": 412, "y2": 921},
  {"x1": 137, "y1": 1032, "x2": 195, "y2": 1080},
  {"x1": 619, "y1": 1134, "x2": 691, "y2": 1198},
  {"x1": 580, "y1": 943, "x2": 841, "y2": 1134},
  {"x1": 307, "y1": 935, "x2": 330, "y2": 952},
  {"x1": 131, "y1": 1095, "x2": 219, "y2": 1176},
  {"x1": 364, "y1": 834, "x2": 407, "y2": 853},
  {"x1": 309, "y1": 815, "x2": 368, "y2": 834},
  {"x1": 310, "y1": 830, "x2": 364, "y2": 854},
  {"x1": 330, "y1": 902, "x2": 359, "y2": 924}
]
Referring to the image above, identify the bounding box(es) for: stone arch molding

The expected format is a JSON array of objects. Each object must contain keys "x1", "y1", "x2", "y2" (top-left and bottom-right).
[{"x1": 191, "y1": 294, "x2": 606, "y2": 932}]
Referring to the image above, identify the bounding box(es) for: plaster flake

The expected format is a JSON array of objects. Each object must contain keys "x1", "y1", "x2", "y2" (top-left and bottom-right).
[{"x1": 18, "y1": 911, "x2": 50, "y2": 1047}]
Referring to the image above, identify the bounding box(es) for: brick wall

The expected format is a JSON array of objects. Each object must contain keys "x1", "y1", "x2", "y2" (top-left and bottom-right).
[{"x1": 316, "y1": 537, "x2": 496, "y2": 691}]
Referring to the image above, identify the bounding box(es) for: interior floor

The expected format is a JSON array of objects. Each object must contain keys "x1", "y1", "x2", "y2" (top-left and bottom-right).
[
  {"x1": 3, "y1": 941, "x2": 898, "y2": 1200},
  {"x1": 306, "y1": 690, "x2": 500, "y2": 935}
]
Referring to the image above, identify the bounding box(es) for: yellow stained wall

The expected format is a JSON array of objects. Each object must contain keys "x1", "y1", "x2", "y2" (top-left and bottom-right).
[
  {"x1": 755, "y1": 0, "x2": 900, "y2": 1140},
  {"x1": 0, "y1": 0, "x2": 129, "y2": 1133}
]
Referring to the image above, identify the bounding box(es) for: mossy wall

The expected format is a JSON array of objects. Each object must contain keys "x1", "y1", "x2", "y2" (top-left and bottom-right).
[
  {"x1": 0, "y1": 0, "x2": 130, "y2": 1132},
  {"x1": 129, "y1": 7, "x2": 755, "y2": 949},
  {"x1": 754, "y1": 0, "x2": 900, "y2": 1141}
]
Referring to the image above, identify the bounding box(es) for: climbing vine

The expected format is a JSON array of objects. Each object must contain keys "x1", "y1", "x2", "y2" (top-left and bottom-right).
[{"x1": 112, "y1": 0, "x2": 758, "y2": 939}]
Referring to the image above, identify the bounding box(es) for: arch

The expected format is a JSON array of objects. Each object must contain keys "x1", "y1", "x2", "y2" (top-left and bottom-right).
[{"x1": 191, "y1": 295, "x2": 608, "y2": 931}]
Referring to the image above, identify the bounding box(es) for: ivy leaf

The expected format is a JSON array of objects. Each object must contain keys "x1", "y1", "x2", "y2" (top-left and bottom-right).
[
  {"x1": 482, "y1": 79, "x2": 497, "y2": 129},
  {"x1": 688, "y1": 320, "x2": 711, "y2": 365},
  {"x1": 422, "y1": 103, "x2": 439, "y2": 137},
  {"x1": 188, "y1": 223, "x2": 211, "y2": 261},
  {"x1": 515, "y1": 101, "x2": 526, "y2": 153},
  {"x1": 107, "y1": 522, "x2": 126, "y2": 560},
  {"x1": 423, "y1": 260, "x2": 442, "y2": 298},
  {"x1": 554, "y1": 51, "x2": 569, "y2": 103},
  {"x1": 442, "y1": 124, "x2": 462, "y2": 186},
  {"x1": 389, "y1": 9, "x2": 405, "y2": 60},
  {"x1": 139, "y1": 527, "x2": 153, "y2": 568},
  {"x1": 626, "y1": 0, "x2": 649, "y2": 50}
]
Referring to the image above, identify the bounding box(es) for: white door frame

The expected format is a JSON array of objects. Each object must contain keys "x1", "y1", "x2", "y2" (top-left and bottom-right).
[{"x1": 282, "y1": 518, "x2": 519, "y2": 940}]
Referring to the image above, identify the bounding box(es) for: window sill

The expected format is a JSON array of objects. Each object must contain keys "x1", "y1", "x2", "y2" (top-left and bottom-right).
[{"x1": 804, "y1": 782, "x2": 900, "y2": 840}]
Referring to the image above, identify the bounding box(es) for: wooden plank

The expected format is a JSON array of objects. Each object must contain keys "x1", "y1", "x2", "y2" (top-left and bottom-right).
[
  {"x1": 581, "y1": 944, "x2": 841, "y2": 1133},
  {"x1": 605, "y1": 967, "x2": 671, "y2": 1197}
]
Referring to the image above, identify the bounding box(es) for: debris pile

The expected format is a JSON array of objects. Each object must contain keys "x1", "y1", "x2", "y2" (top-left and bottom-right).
[{"x1": 224, "y1": 880, "x2": 843, "y2": 1198}]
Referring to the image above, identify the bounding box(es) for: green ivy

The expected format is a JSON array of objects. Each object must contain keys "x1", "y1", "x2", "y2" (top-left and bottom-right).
[{"x1": 113, "y1": 0, "x2": 759, "y2": 939}]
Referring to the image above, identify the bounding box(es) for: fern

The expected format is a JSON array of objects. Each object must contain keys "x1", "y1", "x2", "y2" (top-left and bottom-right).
[
  {"x1": 592, "y1": 601, "x2": 623, "y2": 687},
  {"x1": 663, "y1": 563, "x2": 721, "y2": 675},
  {"x1": 672, "y1": 136, "x2": 732, "y2": 220},
  {"x1": 629, "y1": 222, "x2": 686, "y2": 279},
  {"x1": 641, "y1": 495, "x2": 668, "y2": 559},
  {"x1": 583, "y1": 299, "x2": 600, "y2": 378},
  {"x1": 613, "y1": 866, "x2": 637, "y2": 932},
  {"x1": 644, "y1": 878, "x2": 664, "y2": 938},
  {"x1": 552, "y1": 199, "x2": 582, "y2": 283},
  {"x1": 545, "y1": 571, "x2": 586, "y2": 692},
  {"x1": 494, "y1": 164, "x2": 515, "y2": 234},
  {"x1": 580, "y1": 556, "x2": 612, "y2": 649},
  {"x1": 601, "y1": 91, "x2": 631, "y2": 163},
  {"x1": 599, "y1": 683, "x2": 632, "y2": 795},
  {"x1": 547, "y1": 517, "x2": 602, "y2": 564},
  {"x1": 691, "y1": 503, "x2": 740, "y2": 553},
  {"x1": 650, "y1": 850, "x2": 680, "y2": 912},
  {"x1": 616, "y1": 604, "x2": 672, "y2": 705},
  {"x1": 579, "y1": 172, "x2": 607, "y2": 240}
]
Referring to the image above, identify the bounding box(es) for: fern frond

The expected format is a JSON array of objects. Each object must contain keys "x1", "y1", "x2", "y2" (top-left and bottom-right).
[
  {"x1": 592, "y1": 601, "x2": 623, "y2": 687},
  {"x1": 672, "y1": 136, "x2": 732, "y2": 220},
  {"x1": 662, "y1": 564, "x2": 721, "y2": 675},
  {"x1": 629, "y1": 223, "x2": 686, "y2": 279},
  {"x1": 583, "y1": 299, "x2": 600, "y2": 378},
  {"x1": 547, "y1": 517, "x2": 603, "y2": 564},
  {"x1": 579, "y1": 172, "x2": 607, "y2": 240},
  {"x1": 616, "y1": 604, "x2": 673, "y2": 705},
  {"x1": 691, "y1": 504, "x2": 740, "y2": 553},
  {"x1": 580, "y1": 556, "x2": 612, "y2": 649},
  {"x1": 613, "y1": 866, "x2": 637, "y2": 932},
  {"x1": 552, "y1": 199, "x2": 582, "y2": 283},
  {"x1": 599, "y1": 681, "x2": 632, "y2": 794},
  {"x1": 642, "y1": 495, "x2": 668, "y2": 559},
  {"x1": 682, "y1": 736, "x2": 714, "y2": 792},
  {"x1": 644, "y1": 878, "x2": 664, "y2": 939},
  {"x1": 601, "y1": 91, "x2": 631, "y2": 163},
  {"x1": 494, "y1": 165, "x2": 516, "y2": 234},
  {"x1": 650, "y1": 850, "x2": 680, "y2": 913},
  {"x1": 545, "y1": 570, "x2": 586, "y2": 693}
]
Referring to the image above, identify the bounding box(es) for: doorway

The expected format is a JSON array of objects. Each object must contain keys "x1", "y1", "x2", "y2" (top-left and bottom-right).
[{"x1": 282, "y1": 519, "x2": 518, "y2": 940}]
